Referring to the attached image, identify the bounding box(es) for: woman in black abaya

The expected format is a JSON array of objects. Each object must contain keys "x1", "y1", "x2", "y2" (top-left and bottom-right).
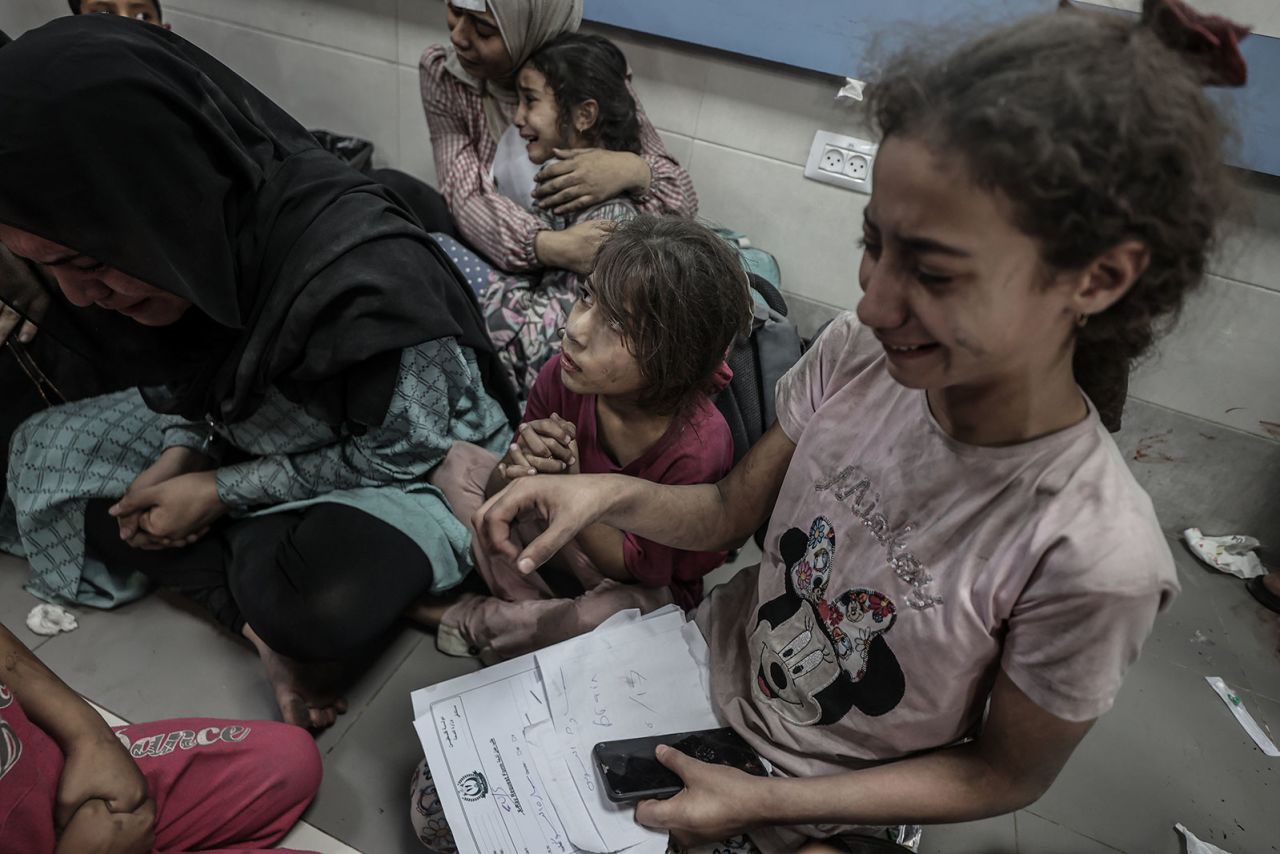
[{"x1": 0, "y1": 15, "x2": 517, "y2": 728}]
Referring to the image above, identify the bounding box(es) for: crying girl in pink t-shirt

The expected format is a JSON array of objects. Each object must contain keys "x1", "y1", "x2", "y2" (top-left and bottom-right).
[{"x1": 469, "y1": 2, "x2": 1240, "y2": 850}]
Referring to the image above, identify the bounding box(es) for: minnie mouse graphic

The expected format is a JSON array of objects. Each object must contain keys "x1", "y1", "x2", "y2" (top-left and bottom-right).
[{"x1": 750, "y1": 517, "x2": 906, "y2": 726}]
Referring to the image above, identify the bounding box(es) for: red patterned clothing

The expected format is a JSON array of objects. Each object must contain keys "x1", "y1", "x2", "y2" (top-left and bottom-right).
[{"x1": 418, "y1": 44, "x2": 697, "y2": 272}]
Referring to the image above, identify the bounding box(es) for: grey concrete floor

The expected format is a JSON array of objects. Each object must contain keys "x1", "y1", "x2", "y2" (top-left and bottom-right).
[{"x1": 2, "y1": 398, "x2": 1277, "y2": 853}]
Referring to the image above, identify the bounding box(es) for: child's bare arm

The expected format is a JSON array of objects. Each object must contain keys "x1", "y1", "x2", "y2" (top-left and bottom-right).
[
  {"x1": 0, "y1": 624, "x2": 150, "y2": 831},
  {"x1": 483, "y1": 457, "x2": 511, "y2": 499},
  {"x1": 634, "y1": 670, "x2": 1092, "y2": 846},
  {"x1": 483, "y1": 443, "x2": 546, "y2": 498},
  {"x1": 54, "y1": 798, "x2": 156, "y2": 854},
  {"x1": 475, "y1": 423, "x2": 797, "y2": 574},
  {"x1": 570, "y1": 523, "x2": 629, "y2": 581}
]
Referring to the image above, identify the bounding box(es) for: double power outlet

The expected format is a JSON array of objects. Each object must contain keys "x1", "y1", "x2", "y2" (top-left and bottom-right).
[{"x1": 803, "y1": 130, "x2": 877, "y2": 195}]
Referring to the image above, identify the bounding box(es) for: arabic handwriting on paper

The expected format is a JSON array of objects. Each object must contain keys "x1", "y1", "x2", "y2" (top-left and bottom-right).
[
  {"x1": 568, "y1": 632, "x2": 713, "y2": 742},
  {"x1": 478, "y1": 731, "x2": 568, "y2": 853},
  {"x1": 590, "y1": 674, "x2": 612, "y2": 729},
  {"x1": 439, "y1": 703, "x2": 461, "y2": 748},
  {"x1": 522, "y1": 753, "x2": 567, "y2": 851},
  {"x1": 537, "y1": 610, "x2": 689, "y2": 728},
  {"x1": 588, "y1": 669, "x2": 663, "y2": 732},
  {"x1": 562, "y1": 725, "x2": 596, "y2": 793},
  {"x1": 418, "y1": 661, "x2": 576, "y2": 854},
  {"x1": 414, "y1": 609, "x2": 716, "y2": 854},
  {"x1": 549, "y1": 627, "x2": 718, "y2": 852},
  {"x1": 525, "y1": 718, "x2": 609, "y2": 853}
]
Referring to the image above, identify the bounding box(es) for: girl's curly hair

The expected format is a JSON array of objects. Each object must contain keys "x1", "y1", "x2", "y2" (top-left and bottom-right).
[{"x1": 866, "y1": 5, "x2": 1235, "y2": 427}]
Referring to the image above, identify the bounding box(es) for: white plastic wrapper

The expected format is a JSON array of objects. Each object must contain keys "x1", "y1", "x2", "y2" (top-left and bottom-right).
[
  {"x1": 1182, "y1": 528, "x2": 1265, "y2": 579},
  {"x1": 1176, "y1": 822, "x2": 1234, "y2": 854},
  {"x1": 836, "y1": 77, "x2": 866, "y2": 103},
  {"x1": 1205, "y1": 676, "x2": 1279, "y2": 757}
]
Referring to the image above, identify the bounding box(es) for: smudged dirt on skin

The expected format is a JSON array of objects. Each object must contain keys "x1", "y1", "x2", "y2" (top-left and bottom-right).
[
  {"x1": 1134, "y1": 430, "x2": 1177, "y2": 463},
  {"x1": 1259, "y1": 420, "x2": 1280, "y2": 440}
]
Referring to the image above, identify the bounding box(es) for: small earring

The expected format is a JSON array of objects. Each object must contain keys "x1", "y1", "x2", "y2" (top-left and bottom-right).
[
  {"x1": 556, "y1": 326, "x2": 567, "y2": 339},
  {"x1": 1076, "y1": 313, "x2": 1089, "y2": 328}
]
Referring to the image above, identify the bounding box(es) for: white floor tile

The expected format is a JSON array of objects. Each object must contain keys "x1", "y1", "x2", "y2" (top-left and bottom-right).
[{"x1": 277, "y1": 820, "x2": 364, "y2": 853}]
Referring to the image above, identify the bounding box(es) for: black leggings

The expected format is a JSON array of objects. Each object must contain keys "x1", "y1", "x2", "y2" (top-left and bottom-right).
[{"x1": 84, "y1": 500, "x2": 433, "y2": 662}]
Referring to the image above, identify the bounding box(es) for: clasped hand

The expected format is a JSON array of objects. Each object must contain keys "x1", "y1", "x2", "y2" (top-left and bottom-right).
[
  {"x1": 499, "y1": 413, "x2": 579, "y2": 480},
  {"x1": 109, "y1": 447, "x2": 224, "y2": 549}
]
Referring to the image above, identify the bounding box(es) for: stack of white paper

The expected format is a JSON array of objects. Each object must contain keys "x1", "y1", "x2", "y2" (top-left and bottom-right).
[{"x1": 411, "y1": 607, "x2": 719, "y2": 854}]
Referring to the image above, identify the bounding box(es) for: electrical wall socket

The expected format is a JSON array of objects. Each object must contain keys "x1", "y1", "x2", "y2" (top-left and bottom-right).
[
  {"x1": 804, "y1": 130, "x2": 876, "y2": 195},
  {"x1": 820, "y1": 145, "x2": 846, "y2": 173}
]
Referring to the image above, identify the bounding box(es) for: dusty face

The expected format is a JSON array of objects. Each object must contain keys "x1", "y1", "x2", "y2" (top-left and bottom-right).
[
  {"x1": 557, "y1": 280, "x2": 646, "y2": 401},
  {"x1": 0, "y1": 224, "x2": 191, "y2": 326},
  {"x1": 856, "y1": 136, "x2": 1077, "y2": 396},
  {"x1": 79, "y1": 0, "x2": 167, "y2": 27},
  {"x1": 514, "y1": 65, "x2": 566, "y2": 164},
  {"x1": 445, "y1": 2, "x2": 513, "y2": 81}
]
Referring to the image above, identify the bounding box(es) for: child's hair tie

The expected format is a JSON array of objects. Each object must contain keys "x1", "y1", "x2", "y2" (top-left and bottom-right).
[
  {"x1": 1058, "y1": 0, "x2": 1250, "y2": 86},
  {"x1": 1142, "y1": 0, "x2": 1251, "y2": 86}
]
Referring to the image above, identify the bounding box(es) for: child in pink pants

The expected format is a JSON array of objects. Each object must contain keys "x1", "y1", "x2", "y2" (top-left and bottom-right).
[{"x1": 0, "y1": 623, "x2": 321, "y2": 854}]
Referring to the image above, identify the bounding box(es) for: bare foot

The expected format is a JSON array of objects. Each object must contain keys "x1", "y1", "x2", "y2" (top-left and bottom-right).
[
  {"x1": 242, "y1": 623, "x2": 347, "y2": 730},
  {"x1": 404, "y1": 591, "x2": 475, "y2": 631}
]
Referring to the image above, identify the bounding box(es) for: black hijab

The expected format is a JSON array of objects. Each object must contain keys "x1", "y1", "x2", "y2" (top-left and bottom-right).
[{"x1": 0, "y1": 15, "x2": 517, "y2": 429}]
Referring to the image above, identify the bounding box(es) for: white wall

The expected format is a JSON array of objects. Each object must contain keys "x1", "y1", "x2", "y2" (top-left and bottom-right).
[{"x1": 5, "y1": 0, "x2": 1279, "y2": 439}]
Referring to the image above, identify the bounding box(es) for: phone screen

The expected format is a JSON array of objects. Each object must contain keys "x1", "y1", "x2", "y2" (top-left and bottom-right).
[{"x1": 593, "y1": 727, "x2": 768, "y2": 804}]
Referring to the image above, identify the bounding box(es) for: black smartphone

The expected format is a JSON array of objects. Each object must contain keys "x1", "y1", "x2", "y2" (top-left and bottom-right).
[{"x1": 592, "y1": 727, "x2": 769, "y2": 804}]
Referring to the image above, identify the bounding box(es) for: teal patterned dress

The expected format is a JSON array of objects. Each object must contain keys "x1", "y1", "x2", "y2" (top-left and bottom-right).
[{"x1": 0, "y1": 338, "x2": 510, "y2": 607}]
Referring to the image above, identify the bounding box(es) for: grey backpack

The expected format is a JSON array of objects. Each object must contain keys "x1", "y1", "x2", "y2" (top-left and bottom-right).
[{"x1": 714, "y1": 274, "x2": 805, "y2": 465}]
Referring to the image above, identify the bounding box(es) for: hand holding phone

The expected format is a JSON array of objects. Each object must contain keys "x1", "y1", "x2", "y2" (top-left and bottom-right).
[{"x1": 592, "y1": 727, "x2": 768, "y2": 804}]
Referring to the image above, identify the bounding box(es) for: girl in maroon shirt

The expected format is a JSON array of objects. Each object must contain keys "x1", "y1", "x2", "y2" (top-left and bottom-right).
[{"x1": 409, "y1": 216, "x2": 753, "y2": 663}]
